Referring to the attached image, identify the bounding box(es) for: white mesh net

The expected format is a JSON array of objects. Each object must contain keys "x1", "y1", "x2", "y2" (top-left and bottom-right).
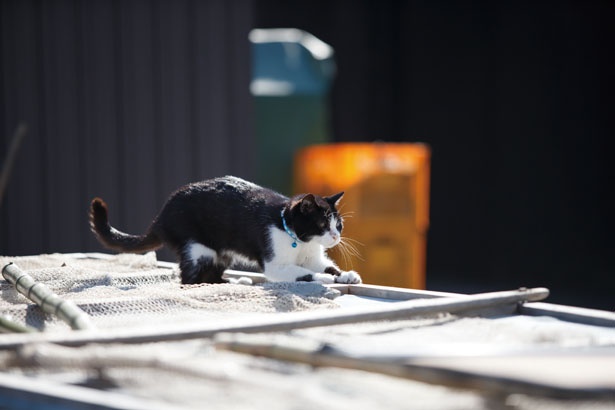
[
  {"x1": 0, "y1": 252, "x2": 339, "y2": 332},
  {"x1": 0, "y1": 253, "x2": 613, "y2": 410}
]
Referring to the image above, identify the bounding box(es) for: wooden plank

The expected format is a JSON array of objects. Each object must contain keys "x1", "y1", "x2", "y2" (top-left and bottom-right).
[
  {"x1": 520, "y1": 302, "x2": 615, "y2": 328},
  {"x1": 0, "y1": 372, "x2": 172, "y2": 410},
  {"x1": 0, "y1": 288, "x2": 549, "y2": 349},
  {"x1": 344, "y1": 284, "x2": 522, "y2": 317},
  {"x1": 345, "y1": 284, "x2": 615, "y2": 327}
]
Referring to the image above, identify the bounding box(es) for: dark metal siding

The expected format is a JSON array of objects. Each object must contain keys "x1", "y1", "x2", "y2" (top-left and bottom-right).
[
  {"x1": 1, "y1": 0, "x2": 255, "y2": 257},
  {"x1": 254, "y1": 0, "x2": 615, "y2": 309}
]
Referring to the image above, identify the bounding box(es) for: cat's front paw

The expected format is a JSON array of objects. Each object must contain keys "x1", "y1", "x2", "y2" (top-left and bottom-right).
[{"x1": 335, "y1": 270, "x2": 362, "y2": 284}]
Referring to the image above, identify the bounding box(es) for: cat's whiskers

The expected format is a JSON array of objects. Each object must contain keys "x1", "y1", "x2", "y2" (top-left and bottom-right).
[
  {"x1": 334, "y1": 236, "x2": 364, "y2": 269},
  {"x1": 336, "y1": 203, "x2": 354, "y2": 217},
  {"x1": 336, "y1": 241, "x2": 351, "y2": 269},
  {"x1": 339, "y1": 211, "x2": 355, "y2": 219},
  {"x1": 341, "y1": 237, "x2": 363, "y2": 259}
]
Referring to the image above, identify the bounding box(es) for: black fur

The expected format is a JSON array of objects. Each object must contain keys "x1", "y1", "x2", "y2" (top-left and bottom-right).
[
  {"x1": 89, "y1": 176, "x2": 345, "y2": 284},
  {"x1": 324, "y1": 266, "x2": 342, "y2": 276},
  {"x1": 89, "y1": 198, "x2": 162, "y2": 253}
]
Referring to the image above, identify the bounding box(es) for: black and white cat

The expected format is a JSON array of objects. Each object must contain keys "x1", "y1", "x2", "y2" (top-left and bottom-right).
[{"x1": 89, "y1": 176, "x2": 361, "y2": 285}]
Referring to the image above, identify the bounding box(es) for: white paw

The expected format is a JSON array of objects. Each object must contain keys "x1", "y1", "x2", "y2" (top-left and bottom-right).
[
  {"x1": 335, "y1": 270, "x2": 362, "y2": 284},
  {"x1": 227, "y1": 277, "x2": 253, "y2": 285},
  {"x1": 312, "y1": 273, "x2": 336, "y2": 284}
]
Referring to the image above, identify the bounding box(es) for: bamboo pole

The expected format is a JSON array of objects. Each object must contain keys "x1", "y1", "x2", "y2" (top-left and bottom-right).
[
  {"x1": 0, "y1": 287, "x2": 548, "y2": 349},
  {"x1": 1, "y1": 263, "x2": 95, "y2": 331},
  {"x1": 0, "y1": 316, "x2": 36, "y2": 334}
]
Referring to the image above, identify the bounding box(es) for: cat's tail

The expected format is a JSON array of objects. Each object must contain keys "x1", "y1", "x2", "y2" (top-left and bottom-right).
[{"x1": 89, "y1": 198, "x2": 162, "y2": 253}]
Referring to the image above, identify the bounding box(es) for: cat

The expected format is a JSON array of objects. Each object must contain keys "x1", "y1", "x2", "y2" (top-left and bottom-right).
[{"x1": 89, "y1": 176, "x2": 361, "y2": 285}]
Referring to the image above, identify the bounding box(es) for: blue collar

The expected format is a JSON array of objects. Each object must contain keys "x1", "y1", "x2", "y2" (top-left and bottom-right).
[{"x1": 281, "y1": 209, "x2": 299, "y2": 248}]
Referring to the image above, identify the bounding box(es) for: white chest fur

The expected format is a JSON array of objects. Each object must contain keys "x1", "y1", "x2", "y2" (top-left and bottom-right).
[
  {"x1": 267, "y1": 227, "x2": 318, "y2": 264},
  {"x1": 264, "y1": 226, "x2": 334, "y2": 281}
]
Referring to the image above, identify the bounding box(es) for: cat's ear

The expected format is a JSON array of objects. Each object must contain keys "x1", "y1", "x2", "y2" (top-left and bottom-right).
[
  {"x1": 325, "y1": 192, "x2": 344, "y2": 207},
  {"x1": 299, "y1": 194, "x2": 317, "y2": 213}
]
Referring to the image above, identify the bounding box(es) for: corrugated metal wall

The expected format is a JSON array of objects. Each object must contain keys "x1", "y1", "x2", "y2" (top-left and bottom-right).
[
  {"x1": 254, "y1": 0, "x2": 615, "y2": 309},
  {"x1": 1, "y1": 0, "x2": 255, "y2": 257}
]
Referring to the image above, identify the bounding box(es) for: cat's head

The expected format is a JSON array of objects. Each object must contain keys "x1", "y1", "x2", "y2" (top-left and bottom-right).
[{"x1": 288, "y1": 192, "x2": 344, "y2": 248}]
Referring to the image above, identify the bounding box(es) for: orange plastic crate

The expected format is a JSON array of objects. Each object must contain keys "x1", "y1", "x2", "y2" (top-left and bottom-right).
[{"x1": 294, "y1": 143, "x2": 430, "y2": 288}]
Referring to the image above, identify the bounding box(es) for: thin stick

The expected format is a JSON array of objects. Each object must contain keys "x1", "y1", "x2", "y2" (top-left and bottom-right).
[
  {"x1": 215, "y1": 334, "x2": 614, "y2": 400},
  {"x1": 7, "y1": 343, "x2": 220, "y2": 381},
  {"x1": 223, "y1": 269, "x2": 267, "y2": 284},
  {"x1": 0, "y1": 287, "x2": 548, "y2": 349},
  {"x1": 2, "y1": 263, "x2": 95, "y2": 331},
  {"x1": 0, "y1": 123, "x2": 28, "y2": 207}
]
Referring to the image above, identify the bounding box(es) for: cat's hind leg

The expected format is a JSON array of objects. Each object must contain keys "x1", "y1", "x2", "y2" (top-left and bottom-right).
[{"x1": 179, "y1": 242, "x2": 226, "y2": 284}]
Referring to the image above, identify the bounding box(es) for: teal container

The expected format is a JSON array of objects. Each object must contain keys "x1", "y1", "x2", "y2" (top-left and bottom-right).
[{"x1": 250, "y1": 29, "x2": 336, "y2": 195}]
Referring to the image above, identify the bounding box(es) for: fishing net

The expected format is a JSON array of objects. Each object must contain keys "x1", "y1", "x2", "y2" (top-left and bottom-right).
[
  {"x1": 0, "y1": 252, "x2": 339, "y2": 333},
  {"x1": 0, "y1": 253, "x2": 613, "y2": 410}
]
